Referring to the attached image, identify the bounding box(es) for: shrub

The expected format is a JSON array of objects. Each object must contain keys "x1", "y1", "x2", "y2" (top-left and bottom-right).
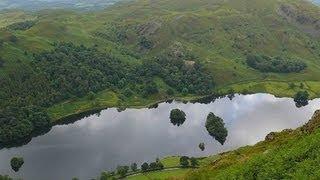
[
  {"x1": 246, "y1": 54, "x2": 307, "y2": 73},
  {"x1": 180, "y1": 156, "x2": 190, "y2": 168},
  {"x1": 190, "y1": 157, "x2": 199, "y2": 167},
  {"x1": 141, "y1": 162, "x2": 149, "y2": 172}
]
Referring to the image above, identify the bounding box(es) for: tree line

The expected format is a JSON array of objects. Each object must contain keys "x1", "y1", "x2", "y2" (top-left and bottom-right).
[
  {"x1": 0, "y1": 42, "x2": 215, "y2": 147},
  {"x1": 246, "y1": 54, "x2": 307, "y2": 73}
]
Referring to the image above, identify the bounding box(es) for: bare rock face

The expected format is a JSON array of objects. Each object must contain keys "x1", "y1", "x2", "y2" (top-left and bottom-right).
[
  {"x1": 265, "y1": 132, "x2": 276, "y2": 141},
  {"x1": 137, "y1": 20, "x2": 162, "y2": 36},
  {"x1": 184, "y1": 60, "x2": 195, "y2": 68},
  {"x1": 169, "y1": 42, "x2": 185, "y2": 58},
  {"x1": 282, "y1": 129, "x2": 293, "y2": 133},
  {"x1": 278, "y1": 4, "x2": 320, "y2": 37},
  {"x1": 264, "y1": 110, "x2": 320, "y2": 141}
]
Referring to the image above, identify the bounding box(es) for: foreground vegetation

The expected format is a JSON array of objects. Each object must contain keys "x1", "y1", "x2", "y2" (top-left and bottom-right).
[
  {"x1": 185, "y1": 110, "x2": 320, "y2": 179},
  {"x1": 98, "y1": 156, "x2": 200, "y2": 179}
]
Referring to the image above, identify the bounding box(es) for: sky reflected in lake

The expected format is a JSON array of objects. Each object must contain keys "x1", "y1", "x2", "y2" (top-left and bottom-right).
[{"x1": 0, "y1": 93, "x2": 320, "y2": 180}]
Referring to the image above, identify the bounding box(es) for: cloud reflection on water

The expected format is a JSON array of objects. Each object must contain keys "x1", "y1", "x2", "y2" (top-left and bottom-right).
[{"x1": 0, "y1": 93, "x2": 319, "y2": 180}]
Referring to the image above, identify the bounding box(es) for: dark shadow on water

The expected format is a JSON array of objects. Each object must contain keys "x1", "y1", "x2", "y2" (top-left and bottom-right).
[
  {"x1": 0, "y1": 126, "x2": 52, "y2": 149},
  {"x1": 295, "y1": 101, "x2": 309, "y2": 108},
  {"x1": 54, "y1": 108, "x2": 104, "y2": 126}
]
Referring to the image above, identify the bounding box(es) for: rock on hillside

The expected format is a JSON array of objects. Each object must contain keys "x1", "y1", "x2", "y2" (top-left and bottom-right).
[{"x1": 278, "y1": 3, "x2": 320, "y2": 37}]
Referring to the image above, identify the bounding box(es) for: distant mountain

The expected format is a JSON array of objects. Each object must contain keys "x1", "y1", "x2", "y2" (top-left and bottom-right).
[{"x1": 0, "y1": 0, "x2": 125, "y2": 11}]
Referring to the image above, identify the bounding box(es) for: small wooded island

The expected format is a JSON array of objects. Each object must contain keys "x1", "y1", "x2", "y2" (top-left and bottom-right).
[
  {"x1": 205, "y1": 112, "x2": 228, "y2": 145},
  {"x1": 170, "y1": 109, "x2": 186, "y2": 126},
  {"x1": 10, "y1": 157, "x2": 24, "y2": 172}
]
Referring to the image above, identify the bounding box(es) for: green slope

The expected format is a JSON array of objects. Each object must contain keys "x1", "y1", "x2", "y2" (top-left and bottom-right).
[
  {"x1": 2, "y1": 0, "x2": 320, "y2": 86},
  {"x1": 185, "y1": 110, "x2": 320, "y2": 179},
  {"x1": 1, "y1": 0, "x2": 320, "y2": 141}
]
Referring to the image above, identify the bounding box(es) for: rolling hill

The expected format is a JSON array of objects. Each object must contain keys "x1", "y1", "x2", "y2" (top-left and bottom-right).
[
  {"x1": 184, "y1": 109, "x2": 320, "y2": 179},
  {"x1": 1, "y1": 0, "x2": 320, "y2": 145}
]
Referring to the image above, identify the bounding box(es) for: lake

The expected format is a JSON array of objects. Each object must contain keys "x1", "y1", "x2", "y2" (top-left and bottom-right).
[
  {"x1": 312, "y1": 0, "x2": 320, "y2": 5},
  {"x1": 0, "y1": 93, "x2": 320, "y2": 180}
]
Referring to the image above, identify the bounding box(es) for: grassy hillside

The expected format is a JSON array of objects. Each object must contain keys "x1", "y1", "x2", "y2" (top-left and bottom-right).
[
  {"x1": 1, "y1": 0, "x2": 320, "y2": 144},
  {"x1": 1, "y1": 1, "x2": 320, "y2": 88},
  {"x1": 184, "y1": 109, "x2": 320, "y2": 179}
]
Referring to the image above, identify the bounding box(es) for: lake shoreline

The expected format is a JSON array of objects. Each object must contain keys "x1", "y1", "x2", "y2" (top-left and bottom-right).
[
  {"x1": 2, "y1": 93, "x2": 320, "y2": 180},
  {"x1": 51, "y1": 80, "x2": 320, "y2": 124}
]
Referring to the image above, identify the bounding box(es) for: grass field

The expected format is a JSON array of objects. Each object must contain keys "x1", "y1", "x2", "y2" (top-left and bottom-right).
[{"x1": 127, "y1": 169, "x2": 190, "y2": 180}]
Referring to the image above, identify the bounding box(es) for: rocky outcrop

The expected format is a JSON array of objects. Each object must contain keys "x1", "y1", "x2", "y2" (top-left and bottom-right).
[
  {"x1": 301, "y1": 110, "x2": 320, "y2": 133},
  {"x1": 265, "y1": 110, "x2": 320, "y2": 141},
  {"x1": 136, "y1": 20, "x2": 162, "y2": 36},
  {"x1": 278, "y1": 4, "x2": 320, "y2": 37},
  {"x1": 265, "y1": 132, "x2": 276, "y2": 141}
]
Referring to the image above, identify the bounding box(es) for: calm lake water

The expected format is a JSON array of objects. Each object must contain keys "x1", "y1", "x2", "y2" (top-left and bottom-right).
[
  {"x1": 313, "y1": 0, "x2": 320, "y2": 5},
  {"x1": 0, "y1": 93, "x2": 320, "y2": 180}
]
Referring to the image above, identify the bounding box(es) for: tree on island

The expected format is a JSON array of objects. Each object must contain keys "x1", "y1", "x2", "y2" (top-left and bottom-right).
[
  {"x1": 170, "y1": 109, "x2": 186, "y2": 126},
  {"x1": 205, "y1": 113, "x2": 228, "y2": 145},
  {"x1": 10, "y1": 157, "x2": 24, "y2": 172},
  {"x1": 199, "y1": 143, "x2": 205, "y2": 151},
  {"x1": 294, "y1": 91, "x2": 309, "y2": 107},
  {"x1": 180, "y1": 156, "x2": 189, "y2": 168}
]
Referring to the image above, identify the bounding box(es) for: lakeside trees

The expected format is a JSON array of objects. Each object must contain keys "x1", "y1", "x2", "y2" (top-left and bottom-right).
[
  {"x1": 205, "y1": 113, "x2": 228, "y2": 145},
  {"x1": 0, "y1": 42, "x2": 215, "y2": 146},
  {"x1": 180, "y1": 156, "x2": 189, "y2": 168},
  {"x1": 0, "y1": 175, "x2": 11, "y2": 180},
  {"x1": 130, "y1": 163, "x2": 138, "y2": 172},
  {"x1": 141, "y1": 159, "x2": 164, "y2": 172},
  {"x1": 179, "y1": 156, "x2": 199, "y2": 168},
  {"x1": 116, "y1": 166, "x2": 129, "y2": 177},
  {"x1": 190, "y1": 157, "x2": 199, "y2": 167},
  {"x1": 0, "y1": 106, "x2": 51, "y2": 146},
  {"x1": 294, "y1": 91, "x2": 309, "y2": 107},
  {"x1": 141, "y1": 162, "x2": 149, "y2": 172}
]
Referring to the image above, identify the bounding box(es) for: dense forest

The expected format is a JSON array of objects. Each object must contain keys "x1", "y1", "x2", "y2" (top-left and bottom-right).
[
  {"x1": 0, "y1": 42, "x2": 214, "y2": 146},
  {"x1": 246, "y1": 54, "x2": 307, "y2": 73}
]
